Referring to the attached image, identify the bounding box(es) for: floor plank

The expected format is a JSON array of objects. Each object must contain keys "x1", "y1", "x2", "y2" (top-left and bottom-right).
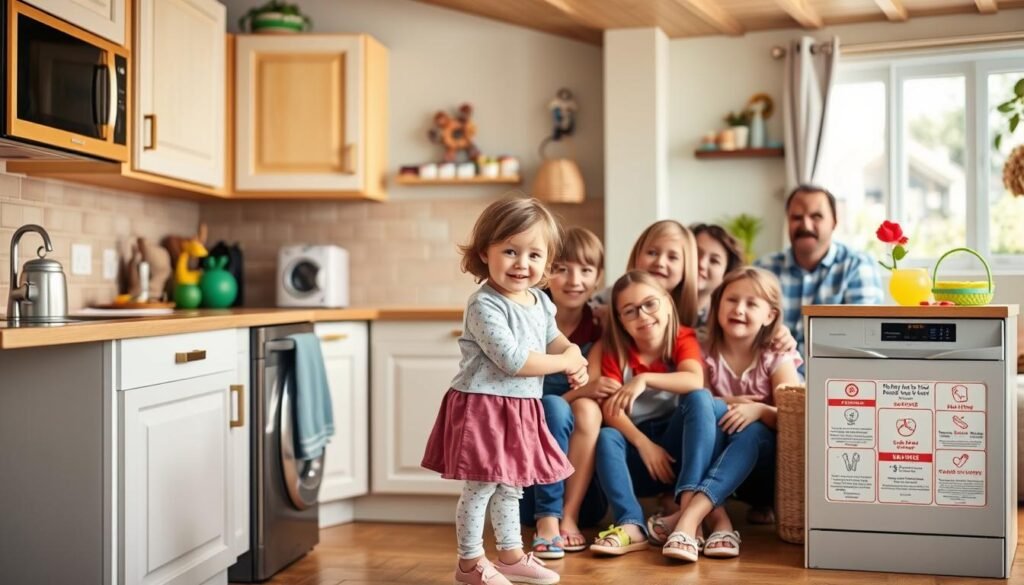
[{"x1": 260, "y1": 506, "x2": 1024, "y2": 584}]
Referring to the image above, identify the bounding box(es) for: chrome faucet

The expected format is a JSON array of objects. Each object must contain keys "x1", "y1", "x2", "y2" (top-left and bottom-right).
[{"x1": 7, "y1": 224, "x2": 66, "y2": 321}]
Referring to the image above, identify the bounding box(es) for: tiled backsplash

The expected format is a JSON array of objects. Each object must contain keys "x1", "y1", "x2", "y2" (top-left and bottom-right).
[
  {"x1": 0, "y1": 174, "x2": 200, "y2": 313},
  {"x1": 201, "y1": 196, "x2": 605, "y2": 307}
]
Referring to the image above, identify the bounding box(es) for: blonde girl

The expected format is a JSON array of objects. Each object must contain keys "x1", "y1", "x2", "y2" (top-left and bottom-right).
[
  {"x1": 651, "y1": 267, "x2": 801, "y2": 562},
  {"x1": 586, "y1": 271, "x2": 711, "y2": 556},
  {"x1": 421, "y1": 197, "x2": 588, "y2": 585}
]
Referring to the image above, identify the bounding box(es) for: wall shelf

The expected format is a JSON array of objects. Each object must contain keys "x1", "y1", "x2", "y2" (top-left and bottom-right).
[
  {"x1": 694, "y1": 147, "x2": 784, "y2": 159},
  {"x1": 394, "y1": 175, "x2": 521, "y2": 186}
]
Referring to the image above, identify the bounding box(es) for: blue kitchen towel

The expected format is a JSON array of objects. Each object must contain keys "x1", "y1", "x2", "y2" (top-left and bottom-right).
[{"x1": 288, "y1": 332, "x2": 335, "y2": 460}]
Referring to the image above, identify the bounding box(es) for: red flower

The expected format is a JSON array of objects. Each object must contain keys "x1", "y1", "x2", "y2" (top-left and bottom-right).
[
  {"x1": 876, "y1": 221, "x2": 904, "y2": 244},
  {"x1": 898, "y1": 236, "x2": 909, "y2": 246}
]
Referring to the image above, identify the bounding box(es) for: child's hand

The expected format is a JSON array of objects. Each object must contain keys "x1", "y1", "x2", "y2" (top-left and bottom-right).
[
  {"x1": 582, "y1": 376, "x2": 621, "y2": 401},
  {"x1": 770, "y1": 326, "x2": 798, "y2": 353},
  {"x1": 567, "y1": 366, "x2": 589, "y2": 389},
  {"x1": 604, "y1": 374, "x2": 647, "y2": 416},
  {"x1": 719, "y1": 402, "x2": 764, "y2": 434},
  {"x1": 636, "y1": 438, "x2": 676, "y2": 484},
  {"x1": 562, "y1": 344, "x2": 588, "y2": 375}
]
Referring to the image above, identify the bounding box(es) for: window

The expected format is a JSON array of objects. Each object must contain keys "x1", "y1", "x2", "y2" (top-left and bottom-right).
[{"x1": 818, "y1": 49, "x2": 1024, "y2": 272}]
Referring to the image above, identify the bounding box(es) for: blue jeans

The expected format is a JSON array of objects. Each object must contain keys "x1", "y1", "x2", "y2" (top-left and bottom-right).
[
  {"x1": 520, "y1": 395, "x2": 607, "y2": 527},
  {"x1": 594, "y1": 391, "x2": 716, "y2": 530},
  {"x1": 674, "y1": 393, "x2": 777, "y2": 507}
]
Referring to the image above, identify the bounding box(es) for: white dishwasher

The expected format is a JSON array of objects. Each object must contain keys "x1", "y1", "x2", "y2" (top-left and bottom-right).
[{"x1": 805, "y1": 305, "x2": 1018, "y2": 578}]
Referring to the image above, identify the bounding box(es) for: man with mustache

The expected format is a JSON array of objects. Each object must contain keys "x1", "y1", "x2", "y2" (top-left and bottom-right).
[{"x1": 755, "y1": 184, "x2": 883, "y2": 364}]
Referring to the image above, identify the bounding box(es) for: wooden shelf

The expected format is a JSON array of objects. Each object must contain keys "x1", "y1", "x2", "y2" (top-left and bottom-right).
[
  {"x1": 395, "y1": 175, "x2": 521, "y2": 186},
  {"x1": 694, "y1": 147, "x2": 784, "y2": 159}
]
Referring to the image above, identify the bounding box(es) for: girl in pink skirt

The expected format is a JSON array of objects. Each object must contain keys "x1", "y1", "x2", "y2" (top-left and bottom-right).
[{"x1": 422, "y1": 197, "x2": 589, "y2": 585}]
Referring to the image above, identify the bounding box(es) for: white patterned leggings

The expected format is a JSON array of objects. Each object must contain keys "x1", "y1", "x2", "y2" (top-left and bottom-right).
[{"x1": 455, "y1": 481, "x2": 524, "y2": 559}]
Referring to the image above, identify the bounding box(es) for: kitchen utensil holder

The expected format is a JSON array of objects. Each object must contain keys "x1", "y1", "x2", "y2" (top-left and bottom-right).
[{"x1": 931, "y1": 247, "x2": 994, "y2": 306}]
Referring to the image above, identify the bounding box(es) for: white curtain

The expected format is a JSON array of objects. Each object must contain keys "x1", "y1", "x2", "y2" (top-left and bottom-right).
[{"x1": 783, "y1": 36, "x2": 840, "y2": 189}]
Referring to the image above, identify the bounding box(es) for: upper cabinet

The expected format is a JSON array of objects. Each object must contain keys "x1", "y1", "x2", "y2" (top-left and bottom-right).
[
  {"x1": 134, "y1": 0, "x2": 226, "y2": 188},
  {"x1": 26, "y1": 0, "x2": 126, "y2": 45},
  {"x1": 234, "y1": 34, "x2": 388, "y2": 200}
]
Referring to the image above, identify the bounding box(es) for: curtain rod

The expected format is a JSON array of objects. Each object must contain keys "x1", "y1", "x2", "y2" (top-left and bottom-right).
[{"x1": 770, "y1": 30, "x2": 1024, "y2": 59}]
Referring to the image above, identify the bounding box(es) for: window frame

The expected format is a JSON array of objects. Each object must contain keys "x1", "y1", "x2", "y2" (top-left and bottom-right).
[{"x1": 833, "y1": 47, "x2": 1024, "y2": 275}]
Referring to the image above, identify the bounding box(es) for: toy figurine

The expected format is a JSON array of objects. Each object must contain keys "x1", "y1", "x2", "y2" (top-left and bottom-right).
[
  {"x1": 548, "y1": 88, "x2": 577, "y2": 141},
  {"x1": 428, "y1": 103, "x2": 480, "y2": 162}
]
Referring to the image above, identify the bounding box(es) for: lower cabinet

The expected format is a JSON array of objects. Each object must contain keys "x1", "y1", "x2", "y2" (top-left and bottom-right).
[
  {"x1": 370, "y1": 321, "x2": 463, "y2": 495},
  {"x1": 316, "y1": 321, "x2": 369, "y2": 502}
]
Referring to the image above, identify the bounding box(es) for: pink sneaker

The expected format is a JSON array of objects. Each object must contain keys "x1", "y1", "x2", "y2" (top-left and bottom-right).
[
  {"x1": 494, "y1": 553, "x2": 560, "y2": 585},
  {"x1": 455, "y1": 558, "x2": 513, "y2": 585}
]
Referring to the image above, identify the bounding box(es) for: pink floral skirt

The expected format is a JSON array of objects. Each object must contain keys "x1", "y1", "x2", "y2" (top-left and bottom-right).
[{"x1": 421, "y1": 389, "x2": 573, "y2": 487}]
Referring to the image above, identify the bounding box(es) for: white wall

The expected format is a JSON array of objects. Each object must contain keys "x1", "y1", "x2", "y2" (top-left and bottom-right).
[
  {"x1": 668, "y1": 11, "x2": 1024, "y2": 258},
  {"x1": 225, "y1": 0, "x2": 604, "y2": 201}
]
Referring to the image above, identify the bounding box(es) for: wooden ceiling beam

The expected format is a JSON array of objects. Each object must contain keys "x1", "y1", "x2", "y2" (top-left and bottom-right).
[
  {"x1": 774, "y1": 0, "x2": 823, "y2": 28},
  {"x1": 535, "y1": 0, "x2": 608, "y2": 30},
  {"x1": 975, "y1": 0, "x2": 998, "y2": 13},
  {"x1": 873, "y1": 0, "x2": 908, "y2": 21},
  {"x1": 671, "y1": 0, "x2": 745, "y2": 36}
]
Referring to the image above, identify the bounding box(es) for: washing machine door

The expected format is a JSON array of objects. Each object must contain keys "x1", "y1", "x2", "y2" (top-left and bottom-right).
[
  {"x1": 283, "y1": 257, "x2": 323, "y2": 299},
  {"x1": 278, "y1": 368, "x2": 324, "y2": 509}
]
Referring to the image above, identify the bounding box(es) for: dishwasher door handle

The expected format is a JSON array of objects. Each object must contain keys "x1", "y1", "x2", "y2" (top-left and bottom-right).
[
  {"x1": 812, "y1": 344, "x2": 887, "y2": 359},
  {"x1": 924, "y1": 346, "x2": 1003, "y2": 360}
]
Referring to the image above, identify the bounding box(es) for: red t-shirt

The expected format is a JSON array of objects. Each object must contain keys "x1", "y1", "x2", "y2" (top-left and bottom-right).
[
  {"x1": 568, "y1": 303, "x2": 601, "y2": 346},
  {"x1": 601, "y1": 325, "x2": 702, "y2": 383}
]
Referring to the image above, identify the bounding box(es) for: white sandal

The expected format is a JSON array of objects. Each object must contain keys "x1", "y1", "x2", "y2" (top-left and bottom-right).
[
  {"x1": 702, "y1": 530, "x2": 741, "y2": 558},
  {"x1": 661, "y1": 531, "x2": 700, "y2": 563}
]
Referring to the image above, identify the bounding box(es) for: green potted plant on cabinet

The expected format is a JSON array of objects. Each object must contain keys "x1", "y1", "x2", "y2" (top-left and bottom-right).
[{"x1": 239, "y1": 0, "x2": 312, "y2": 33}]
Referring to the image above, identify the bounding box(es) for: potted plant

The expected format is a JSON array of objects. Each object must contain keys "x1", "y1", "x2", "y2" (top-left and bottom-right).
[
  {"x1": 723, "y1": 110, "x2": 751, "y2": 149},
  {"x1": 239, "y1": 0, "x2": 312, "y2": 34},
  {"x1": 994, "y1": 78, "x2": 1024, "y2": 197},
  {"x1": 723, "y1": 213, "x2": 762, "y2": 264}
]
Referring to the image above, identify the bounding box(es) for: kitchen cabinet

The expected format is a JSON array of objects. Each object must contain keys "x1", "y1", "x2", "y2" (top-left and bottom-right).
[
  {"x1": 316, "y1": 322, "x2": 369, "y2": 502},
  {"x1": 134, "y1": 0, "x2": 226, "y2": 188},
  {"x1": 371, "y1": 321, "x2": 462, "y2": 495},
  {"x1": 234, "y1": 34, "x2": 388, "y2": 199},
  {"x1": 26, "y1": 0, "x2": 126, "y2": 45},
  {"x1": 119, "y1": 329, "x2": 243, "y2": 585},
  {"x1": 230, "y1": 328, "x2": 251, "y2": 558}
]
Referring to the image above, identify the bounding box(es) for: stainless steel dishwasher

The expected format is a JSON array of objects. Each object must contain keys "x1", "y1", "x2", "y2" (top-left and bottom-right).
[{"x1": 805, "y1": 306, "x2": 1018, "y2": 578}]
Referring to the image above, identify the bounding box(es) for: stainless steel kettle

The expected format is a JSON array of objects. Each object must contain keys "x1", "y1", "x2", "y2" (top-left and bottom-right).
[{"x1": 7, "y1": 224, "x2": 68, "y2": 322}]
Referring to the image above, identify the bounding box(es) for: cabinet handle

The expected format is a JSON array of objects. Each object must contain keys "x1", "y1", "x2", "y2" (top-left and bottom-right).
[
  {"x1": 230, "y1": 384, "x2": 245, "y2": 428},
  {"x1": 174, "y1": 349, "x2": 207, "y2": 364},
  {"x1": 144, "y1": 114, "x2": 157, "y2": 150},
  {"x1": 342, "y1": 143, "x2": 356, "y2": 174},
  {"x1": 319, "y1": 333, "x2": 349, "y2": 342},
  {"x1": 451, "y1": 329, "x2": 463, "y2": 337}
]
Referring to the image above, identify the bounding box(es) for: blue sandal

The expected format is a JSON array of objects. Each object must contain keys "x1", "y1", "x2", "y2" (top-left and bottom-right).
[{"x1": 531, "y1": 535, "x2": 565, "y2": 559}]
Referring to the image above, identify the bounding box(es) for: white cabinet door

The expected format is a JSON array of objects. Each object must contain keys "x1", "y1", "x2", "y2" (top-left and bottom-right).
[
  {"x1": 316, "y1": 322, "x2": 369, "y2": 502},
  {"x1": 229, "y1": 329, "x2": 250, "y2": 558},
  {"x1": 122, "y1": 370, "x2": 234, "y2": 585},
  {"x1": 135, "y1": 0, "x2": 225, "y2": 187},
  {"x1": 371, "y1": 322, "x2": 463, "y2": 495},
  {"x1": 26, "y1": 0, "x2": 126, "y2": 45}
]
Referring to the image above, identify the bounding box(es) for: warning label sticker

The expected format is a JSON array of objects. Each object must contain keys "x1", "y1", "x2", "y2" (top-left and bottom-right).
[
  {"x1": 936, "y1": 450, "x2": 986, "y2": 506},
  {"x1": 827, "y1": 380, "x2": 875, "y2": 448},
  {"x1": 827, "y1": 448, "x2": 876, "y2": 502}
]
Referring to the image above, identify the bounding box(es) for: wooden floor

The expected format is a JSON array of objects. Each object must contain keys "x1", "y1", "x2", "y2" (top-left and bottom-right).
[{"x1": 263, "y1": 506, "x2": 1024, "y2": 584}]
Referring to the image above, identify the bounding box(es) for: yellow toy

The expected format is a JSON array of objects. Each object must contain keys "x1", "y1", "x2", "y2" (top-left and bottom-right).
[{"x1": 175, "y1": 239, "x2": 208, "y2": 285}]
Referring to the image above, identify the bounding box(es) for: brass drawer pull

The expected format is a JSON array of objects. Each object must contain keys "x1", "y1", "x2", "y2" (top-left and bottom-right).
[
  {"x1": 230, "y1": 384, "x2": 245, "y2": 428},
  {"x1": 175, "y1": 349, "x2": 207, "y2": 364},
  {"x1": 319, "y1": 333, "x2": 349, "y2": 342},
  {"x1": 451, "y1": 329, "x2": 463, "y2": 337}
]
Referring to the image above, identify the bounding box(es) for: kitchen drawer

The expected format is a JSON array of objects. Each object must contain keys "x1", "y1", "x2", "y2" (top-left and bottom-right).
[
  {"x1": 370, "y1": 321, "x2": 463, "y2": 345},
  {"x1": 314, "y1": 322, "x2": 368, "y2": 358},
  {"x1": 119, "y1": 330, "x2": 237, "y2": 390}
]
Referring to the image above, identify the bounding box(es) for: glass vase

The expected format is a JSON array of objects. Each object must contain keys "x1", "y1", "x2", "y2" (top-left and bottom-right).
[{"x1": 889, "y1": 268, "x2": 933, "y2": 306}]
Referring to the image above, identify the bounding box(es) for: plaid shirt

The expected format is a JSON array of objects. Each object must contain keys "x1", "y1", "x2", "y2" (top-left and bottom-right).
[{"x1": 755, "y1": 241, "x2": 883, "y2": 360}]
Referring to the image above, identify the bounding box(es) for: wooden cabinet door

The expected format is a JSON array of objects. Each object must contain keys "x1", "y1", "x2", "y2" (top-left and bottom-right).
[
  {"x1": 316, "y1": 322, "x2": 369, "y2": 502},
  {"x1": 371, "y1": 322, "x2": 463, "y2": 495},
  {"x1": 121, "y1": 371, "x2": 234, "y2": 585},
  {"x1": 26, "y1": 0, "x2": 126, "y2": 45},
  {"x1": 229, "y1": 329, "x2": 251, "y2": 558},
  {"x1": 235, "y1": 34, "x2": 365, "y2": 192},
  {"x1": 134, "y1": 0, "x2": 225, "y2": 187}
]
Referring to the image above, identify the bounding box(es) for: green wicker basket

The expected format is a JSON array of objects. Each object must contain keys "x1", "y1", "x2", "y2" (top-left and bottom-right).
[{"x1": 931, "y1": 247, "x2": 994, "y2": 306}]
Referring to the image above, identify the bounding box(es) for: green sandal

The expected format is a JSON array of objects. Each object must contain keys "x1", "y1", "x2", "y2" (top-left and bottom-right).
[{"x1": 589, "y1": 524, "x2": 649, "y2": 556}]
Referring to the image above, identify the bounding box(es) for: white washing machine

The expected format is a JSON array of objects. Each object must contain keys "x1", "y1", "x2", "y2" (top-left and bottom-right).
[{"x1": 277, "y1": 245, "x2": 349, "y2": 308}]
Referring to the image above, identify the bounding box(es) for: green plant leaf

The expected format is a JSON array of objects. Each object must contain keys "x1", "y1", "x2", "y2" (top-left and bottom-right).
[
  {"x1": 998, "y1": 100, "x2": 1017, "y2": 113},
  {"x1": 995, "y1": 133, "x2": 1003, "y2": 150},
  {"x1": 1012, "y1": 113, "x2": 1021, "y2": 133},
  {"x1": 1016, "y1": 78, "x2": 1024, "y2": 98},
  {"x1": 893, "y1": 246, "x2": 907, "y2": 260}
]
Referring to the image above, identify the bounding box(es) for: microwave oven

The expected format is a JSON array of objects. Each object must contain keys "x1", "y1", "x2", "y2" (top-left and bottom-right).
[{"x1": 1, "y1": 1, "x2": 127, "y2": 161}]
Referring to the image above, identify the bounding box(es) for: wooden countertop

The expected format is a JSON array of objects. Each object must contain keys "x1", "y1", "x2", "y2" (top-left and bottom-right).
[
  {"x1": 0, "y1": 307, "x2": 464, "y2": 349},
  {"x1": 802, "y1": 304, "x2": 1019, "y2": 318}
]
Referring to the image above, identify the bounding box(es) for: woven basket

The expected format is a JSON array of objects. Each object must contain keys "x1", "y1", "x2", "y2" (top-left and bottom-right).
[
  {"x1": 931, "y1": 247, "x2": 994, "y2": 306},
  {"x1": 1004, "y1": 144, "x2": 1024, "y2": 197},
  {"x1": 774, "y1": 384, "x2": 806, "y2": 544},
  {"x1": 531, "y1": 137, "x2": 585, "y2": 203}
]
